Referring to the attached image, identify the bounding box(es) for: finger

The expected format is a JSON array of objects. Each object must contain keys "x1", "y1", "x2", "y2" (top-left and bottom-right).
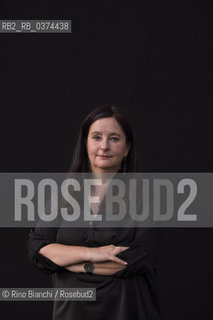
[
  {"x1": 111, "y1": 256, "x2": 128, "y2": 265},
  {"x1": 113, "y1": 245, "x2": 128, "y2": 250},
  {"x1": 114, "y1": 246, "x2": 129, "y2": 253},
  {"x1": 119, "y1": 246, "x2": 129, "y2": 251}
]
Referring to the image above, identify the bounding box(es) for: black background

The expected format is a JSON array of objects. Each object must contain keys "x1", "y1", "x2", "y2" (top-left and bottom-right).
[{"x1": 0, "y1": 1, "x2": 213, "y2": 319}]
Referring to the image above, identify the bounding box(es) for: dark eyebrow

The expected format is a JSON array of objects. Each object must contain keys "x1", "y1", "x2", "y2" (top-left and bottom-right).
[
  {"x1": 90, "y1": 131, "x2": 101, "y2": 135},
  {"x1": 90, "y1": 131, "x2": 121, "y2": 137}
]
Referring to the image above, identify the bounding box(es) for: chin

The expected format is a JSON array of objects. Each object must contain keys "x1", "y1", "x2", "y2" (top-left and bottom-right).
[{"x1": 95, "y1": 166, "x2": 113, "y2": 172}]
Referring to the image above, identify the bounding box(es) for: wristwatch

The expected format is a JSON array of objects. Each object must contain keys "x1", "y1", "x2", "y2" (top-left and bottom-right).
[{"x1": 84, "y1": 261, "x2": 95, "y2": 274}]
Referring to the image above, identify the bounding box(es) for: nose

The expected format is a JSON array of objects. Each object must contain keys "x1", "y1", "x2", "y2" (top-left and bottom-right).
[{"x1": 100, "y1": 138, "x2": 109, "y2": 151}]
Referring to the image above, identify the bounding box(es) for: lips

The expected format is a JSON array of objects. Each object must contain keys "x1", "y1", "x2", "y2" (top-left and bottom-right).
[{"x1": 98, "y1": 155, "x2": 112, "y2": 158}]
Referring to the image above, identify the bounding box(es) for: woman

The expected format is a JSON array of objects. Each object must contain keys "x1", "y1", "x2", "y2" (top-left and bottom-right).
[{"x1": 27, "y1": 105, "x2": 161, "y2": 320}]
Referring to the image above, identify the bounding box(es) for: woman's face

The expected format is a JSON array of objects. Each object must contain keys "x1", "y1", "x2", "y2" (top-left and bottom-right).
[{"x1": 86, "y1": 117, "x2": 130, "y2": 173}]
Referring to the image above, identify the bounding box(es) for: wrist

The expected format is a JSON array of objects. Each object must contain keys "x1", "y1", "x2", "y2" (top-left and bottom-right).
[
  {"x1": 84, "y1": 261, "x2": 95, "y2": 274},
  {"x1": 85, "y1": 247, "x2": 94, "y2": 262}
]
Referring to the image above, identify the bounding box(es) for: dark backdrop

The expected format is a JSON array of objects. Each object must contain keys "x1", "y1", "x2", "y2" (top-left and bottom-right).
[{"x1": 0, "y1": 1, "x2": 212, "y2": 319}]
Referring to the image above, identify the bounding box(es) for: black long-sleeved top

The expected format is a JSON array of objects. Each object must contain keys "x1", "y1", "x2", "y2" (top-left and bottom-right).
[{"x1": 27, "y1": 187, "x2": 162, "y2": 320}]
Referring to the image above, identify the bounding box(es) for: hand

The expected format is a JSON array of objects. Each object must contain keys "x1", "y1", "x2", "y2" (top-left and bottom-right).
[{"x1": 89, "y1": 244, "x2": 129, "y2": 265}]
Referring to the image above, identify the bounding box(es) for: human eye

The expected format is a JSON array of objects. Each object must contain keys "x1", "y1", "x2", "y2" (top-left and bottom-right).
[
  {"x1": 110, "y1": 136, "x2": 119, "y2": 142},
  {"x1": 92, "y1": 135, "x2": 101, "y2": 141}
]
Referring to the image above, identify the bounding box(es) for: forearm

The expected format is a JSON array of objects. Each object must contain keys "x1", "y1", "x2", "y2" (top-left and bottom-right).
[
  {"x1": 93, "y1": 261, "x2": 126, "y2": 275},
  {"x1": 66, "y1": 261, "x2": 127, "y2": 276},
  {"x1": 39, "y1": 243, "x2": 128, "y2": 268},
  {"x1": 39, "y1": 243, "x2": 91, "y2": 267}
]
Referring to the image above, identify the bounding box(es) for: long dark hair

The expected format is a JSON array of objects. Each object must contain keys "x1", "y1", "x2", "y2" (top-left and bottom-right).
[{"x1": 69, "y1": 105, "x2": 137, "y2": 172}]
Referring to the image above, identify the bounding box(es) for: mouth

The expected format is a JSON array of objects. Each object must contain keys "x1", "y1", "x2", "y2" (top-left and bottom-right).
[{"x1": 98, "y1": 155, "x2": 112, "y2": 159}]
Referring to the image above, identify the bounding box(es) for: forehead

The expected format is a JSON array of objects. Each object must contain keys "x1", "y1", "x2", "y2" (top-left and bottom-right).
[{"x1": 88, "y1": 117, "x2": 124, "y2": 135}]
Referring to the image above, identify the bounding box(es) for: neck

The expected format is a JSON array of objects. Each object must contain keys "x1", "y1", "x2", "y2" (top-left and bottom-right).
[{"x1": 91, "y1": 171, "x2": 117, "y2": 183}]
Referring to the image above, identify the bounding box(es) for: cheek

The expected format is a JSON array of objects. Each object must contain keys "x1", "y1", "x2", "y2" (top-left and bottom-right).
[
  {"x1": 113, "y1": 144, "x2": 126, "y2": 156},
  {"x1": 87, "y1": 143, "x2": 97, "y2": 156}
]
